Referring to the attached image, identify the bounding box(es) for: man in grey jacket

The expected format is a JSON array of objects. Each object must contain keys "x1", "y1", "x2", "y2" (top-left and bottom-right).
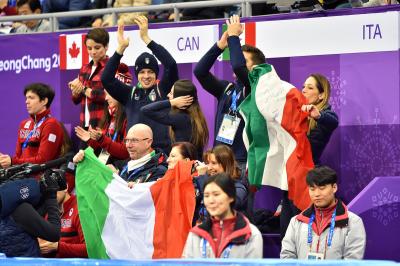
[{"x1": 280, "y1": 166, "x2": 366, "y2": 260}]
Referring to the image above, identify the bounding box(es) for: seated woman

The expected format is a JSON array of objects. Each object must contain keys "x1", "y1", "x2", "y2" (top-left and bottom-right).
[
  {"x1": 141, "y1": 79, "x2": 209, "y2": 158},
  {"x1": 75, "y1": 90, "x2": 129, "y2": 165},
  {"x1": 166, "y1": 142, "x2": 198, "y2": 170},
  {"x1": 194, "y1": 145, "x2": 249, "y2": 224},
  {"x1": 182, "y1": 173, "x2": 263, "y2": 258}
]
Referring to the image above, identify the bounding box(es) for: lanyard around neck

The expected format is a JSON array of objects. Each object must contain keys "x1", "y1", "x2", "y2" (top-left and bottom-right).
[
  {"x1": 308, "y1": 207, "x2": 337, "y2": 248},
  {"x1": 202, "y1": 239, "x2": 233, "y2": 258},
  {"x1": 22, "y1": 115, "x2": 47, "y2": 150}
]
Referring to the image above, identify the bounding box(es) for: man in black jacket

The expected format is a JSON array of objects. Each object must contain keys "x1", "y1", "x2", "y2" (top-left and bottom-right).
[
  {"x1": 101, "y1": 16, "x2": 178, "y2": 154},
  {"x1": 194, "y1": 15, "x2": 265, "y2": 170}
]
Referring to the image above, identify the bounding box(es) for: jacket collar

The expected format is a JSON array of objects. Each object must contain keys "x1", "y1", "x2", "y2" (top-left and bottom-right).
[
  {"x1": 297, "y1": 199, "x2": 349, "y2": 228},
  {"x1": 89, "y1": 56, "x2": 109, "y2": 68},
  {"x1": 191, "y1": 212, "x2": 252, "y2": 257},
  {"x1": 30, "y1": 108, "x2": 51, "y2": 123}
]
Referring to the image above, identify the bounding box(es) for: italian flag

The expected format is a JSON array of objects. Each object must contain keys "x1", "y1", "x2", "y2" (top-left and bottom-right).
[
  {"x1": 221, "y1": 22, "x2": 255, "y2": 61},
  {"x1": 75, "y1": 148, "x2": 195, "y2": 259},
  {"x1": 59, "y1": 33, "x2": 89, "y2": 70},
  {"x1": 239, "y1": 64, "x2": 314, "y2": 211}
]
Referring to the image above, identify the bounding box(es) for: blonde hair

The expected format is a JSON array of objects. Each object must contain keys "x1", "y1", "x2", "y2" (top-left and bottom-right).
[{"x1": 308, "y1": 74, "x2": 331, "y2": 133}]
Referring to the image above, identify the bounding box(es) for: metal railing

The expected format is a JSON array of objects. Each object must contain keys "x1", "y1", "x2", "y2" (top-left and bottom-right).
[{"x1": 0, "y1": 0, "x2": 270, "y2": 32}]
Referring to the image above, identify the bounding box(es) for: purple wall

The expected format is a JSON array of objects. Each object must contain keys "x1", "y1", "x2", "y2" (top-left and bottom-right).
[{"x1": 0, "y1": 7, "x2": 399, "y2": 260}]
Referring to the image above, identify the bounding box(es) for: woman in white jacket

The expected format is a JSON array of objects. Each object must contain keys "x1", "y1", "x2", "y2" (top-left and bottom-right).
[{"x1": 182, "y1": 173, "x2": 263, "y2": 258}]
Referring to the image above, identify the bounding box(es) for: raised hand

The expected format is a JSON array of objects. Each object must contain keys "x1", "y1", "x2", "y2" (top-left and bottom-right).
[
  {"x1": 301, "y1": 104, "x2": 321, "y2": 119},
  {"x1": 226, "y1": 15, "x2": 243, "y2": 37},
  {"x1": 88, "y1": 126, "x2": 103, "y2": 141},
  {"x1": 170, "y1": 95, "x2": 194, "y2": 109},
  {"x1": 75, "y1": 126, "x2": 90, "y2": 142},
  {"x1": 134, "y1": 16, "x2": 152, "y2": 45},
  {"x1": 116, "y1": 22, "x2": 130, "y2": 55},
  {"x1": 217, "y1": 31, "x2": 229, "y2": 50}
]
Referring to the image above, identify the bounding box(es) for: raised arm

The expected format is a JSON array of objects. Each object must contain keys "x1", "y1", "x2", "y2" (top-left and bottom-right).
[
  {"x1": 141, "y1": 98, "x2": 192, "y2": 127},
  {"x1": 226, "y1": 15, "x2": 251, "y2": 95},
  {"x1": 101, "y1": 23, "x2": 132, "y2": 106},
  {"x1": 193, "y1": 32, "x2": 230, "y2": 99},
  {"x1": 135, "y1": 16, "x2": 178, "y2": 96}
]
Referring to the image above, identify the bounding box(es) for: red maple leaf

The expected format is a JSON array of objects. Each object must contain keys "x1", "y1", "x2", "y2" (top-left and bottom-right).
[{"x1": 69, "y1": 41, "x2": 80, "y2": 58}]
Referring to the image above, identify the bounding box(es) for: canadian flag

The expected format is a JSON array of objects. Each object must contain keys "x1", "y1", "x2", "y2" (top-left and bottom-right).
[{"x1": 59, "y1": 34, "x2": 89, "y2": 70}]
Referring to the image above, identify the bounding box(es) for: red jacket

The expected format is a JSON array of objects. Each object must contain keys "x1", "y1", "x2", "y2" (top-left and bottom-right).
[
  {"x1": 12, "y1": 109, "x2": 63, "y2": 165},
  {"x1": 58, "y1": 195, "x2": 87, "y2": 258},
  {"x1": 87, "y1": 117, "x2": 129, "y2": 160},
  {"x1": 72, "y1": 58, "x2": 132, "y2": 128}
]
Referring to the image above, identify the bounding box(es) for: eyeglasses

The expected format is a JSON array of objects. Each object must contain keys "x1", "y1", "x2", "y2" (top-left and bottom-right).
[{"x1": 123, "y1": 138, "x2": 149, "y2": 144}]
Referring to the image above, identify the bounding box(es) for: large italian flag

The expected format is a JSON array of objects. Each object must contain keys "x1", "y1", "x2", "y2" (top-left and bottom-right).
[
  {"x1": 239, "y1": 64, "x2": 314, "y2": 211},
  {"x1": 75, "y1": 148, "x2": 195, "y2": 259}
]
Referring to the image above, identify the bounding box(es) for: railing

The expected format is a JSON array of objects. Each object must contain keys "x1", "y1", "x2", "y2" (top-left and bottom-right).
[{"x1": 0, "y1": 0, "x2": 271, "y2": 32}]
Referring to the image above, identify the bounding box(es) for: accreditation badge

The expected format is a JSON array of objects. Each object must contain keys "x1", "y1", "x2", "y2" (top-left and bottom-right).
[
  {"x1": 98, "y1": 149, "x2": 110, "y2": 165},
  {"x1": 306, "y1": 252, "x2": 324, "y2": 260},
  {"x1": 216, "y1": 114, "x2": 241, "y2": 145}
]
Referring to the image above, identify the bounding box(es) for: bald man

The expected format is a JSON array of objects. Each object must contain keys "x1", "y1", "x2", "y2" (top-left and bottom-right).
[{"x1": 74, "y1": 123, "x2": 168, "y2": 184}]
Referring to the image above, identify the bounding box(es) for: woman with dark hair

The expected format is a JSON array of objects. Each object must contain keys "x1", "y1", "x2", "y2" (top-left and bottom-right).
[
  {"x1": 166, "y1": 141, "x2": 197, "y2": 170},
  {"x1": 182, "y1": 173, "x2": 262, "y2": 258},
  {"x1": 75, "y1": 90, "x2": 129, "y2": 165},
  {"x1": 141, "y1": 79, "x2": 209, "y2": 158},
  {"x1": 301, "y1": 73, "x2": 339, "y2": 165}
]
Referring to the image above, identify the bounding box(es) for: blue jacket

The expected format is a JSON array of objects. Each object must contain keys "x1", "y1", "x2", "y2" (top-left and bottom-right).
[
  {"x1": 308, "y1": 105, "x2": 338, "y2": 165},
  {"x1": 0, "y1": 200, "x2": 61, "y2": 257},
  {"x1": 0, "y1": 215, "x2": 40, "y2": 257},
  {"x1": 102, "y1": 41, "x2": 179, "y2": 154},
  {"x1": 114, "y1": 149, "x2": 168, "y2": 183},
  {"x1": 194, "y1": 36, "x2": 249, "y2": 163}
]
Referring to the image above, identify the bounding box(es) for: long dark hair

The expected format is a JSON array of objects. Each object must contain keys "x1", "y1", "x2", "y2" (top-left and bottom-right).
[
  {"x1": 169, "y1": 79, "x2": 209, "y2": 153},
  {"x1": 98, "y1": 101, "x2": 126, "y2": 137}
]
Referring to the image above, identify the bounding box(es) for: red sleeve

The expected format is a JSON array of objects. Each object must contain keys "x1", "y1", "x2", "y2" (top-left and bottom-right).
[
  {"x1": 12, "y1": 119, "x2": 64, "y2": 165},
  {"x1": 87, "y1": 138, "x2": 101, "y2": 150},
  {"x1": 13, "y1": 121, "x2": 24, "y2": 159},
  {"x1": 57, "y1": 213, "x2": 88, "y2": 258},
  {"x1": 97, "y1": 120, "x2": 129, "y2": 160}
]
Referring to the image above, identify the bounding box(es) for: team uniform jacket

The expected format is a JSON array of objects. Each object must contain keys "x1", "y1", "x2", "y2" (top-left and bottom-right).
[
  {"x1": 280, "y1": 200, "x2": 366, "y2": 259},
  {"x1": 12, "y1": 109, "x2": 63, "y2": 166}
]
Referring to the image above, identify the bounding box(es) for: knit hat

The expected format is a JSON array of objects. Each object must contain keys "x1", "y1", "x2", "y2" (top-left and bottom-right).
[{"x1": 134, "y1": 52, "x2": 159, "y2": 77}]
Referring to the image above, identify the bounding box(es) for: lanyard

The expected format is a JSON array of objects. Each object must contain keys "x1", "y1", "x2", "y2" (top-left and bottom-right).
[
  {"x1": 229, "y1": 90, "x2": 241, "y2": 113},
  {"x1": 202, "y1": 239, "x2": 233, "y2": 258},
  {"x1": 308, "y1": 207, "x2": 337, "y2": 248},
  {"x1": 22, "y1": 116, "x2": 47, "y2": 150},
  {"x1": 107, "y1": 130, "x2": 118, "y2": 142},
  {"x1": 120, "y1": 165, "x2": 145, "y2": 181}
]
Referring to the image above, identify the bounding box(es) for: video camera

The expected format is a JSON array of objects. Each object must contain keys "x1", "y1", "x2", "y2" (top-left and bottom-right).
[{"x1": 0, "y1": 153, "x2": 73, "y2": 218}]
